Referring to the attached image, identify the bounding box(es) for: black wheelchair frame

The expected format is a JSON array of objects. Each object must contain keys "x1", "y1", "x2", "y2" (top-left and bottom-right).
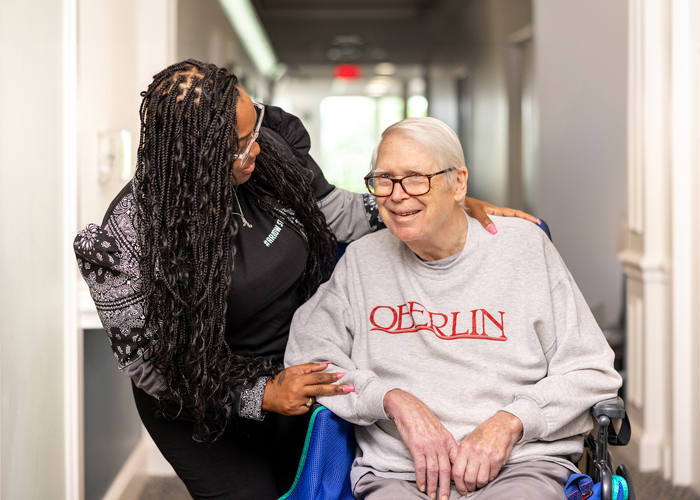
[{"x1": 582, "y1": 397, "x2": 636, "y2": 500}]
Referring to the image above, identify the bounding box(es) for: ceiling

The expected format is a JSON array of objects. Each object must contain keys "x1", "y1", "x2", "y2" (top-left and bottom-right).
[{"x1": 250, "y1": 0, "x2": 470, "y2": 69}]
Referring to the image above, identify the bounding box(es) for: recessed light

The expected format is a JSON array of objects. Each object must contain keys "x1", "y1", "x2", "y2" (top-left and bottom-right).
[{"x1": 375, "y1": 63, "x2": 396, "y2": 75}]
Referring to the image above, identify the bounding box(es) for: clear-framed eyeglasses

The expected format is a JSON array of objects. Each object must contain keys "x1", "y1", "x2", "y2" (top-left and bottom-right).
[
  {"x1": 235, "y1": 102, "x2": 265, "y2": 164},
  {"x1": 364, "y1": 167, "x2": 456, "y2": 197}
]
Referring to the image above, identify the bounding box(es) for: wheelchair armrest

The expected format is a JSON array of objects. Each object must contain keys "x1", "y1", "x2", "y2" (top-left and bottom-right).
[{"x1": 591, "y1": 397, "x2": 625, "y2": 420}]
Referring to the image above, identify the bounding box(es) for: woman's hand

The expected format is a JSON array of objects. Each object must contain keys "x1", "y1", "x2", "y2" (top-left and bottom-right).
[
  {"x1": 384, "y1": 389, "x2": 458, "y2": 500},
  {"x1": 261, "y1": 362, "x2": 354, "y2": 416},
  {"x1": 463, "y1": 197, "x2": 540, "y2": 234}
]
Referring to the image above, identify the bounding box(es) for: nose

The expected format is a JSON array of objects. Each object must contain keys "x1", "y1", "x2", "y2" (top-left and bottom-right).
[
  {"x1": 389, "y1": 180, "x2": 411, "y2": 202},
  {"x1": 246, "y1": 141, "x2": 260, "y2": 163}
]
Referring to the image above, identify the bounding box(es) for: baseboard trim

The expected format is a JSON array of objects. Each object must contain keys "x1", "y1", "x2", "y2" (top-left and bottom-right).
[{"x1": 102, "y1": 437, "x2": 149, "y2": 500}]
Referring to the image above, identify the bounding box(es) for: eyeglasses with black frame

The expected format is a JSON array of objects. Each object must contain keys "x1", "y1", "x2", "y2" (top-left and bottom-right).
[
  {"x1": 364, "y1": 167, "x2": 457, "y2": 197},
  {"x1": 235, "y1": 102, "x2": 265, "y2": 165}
]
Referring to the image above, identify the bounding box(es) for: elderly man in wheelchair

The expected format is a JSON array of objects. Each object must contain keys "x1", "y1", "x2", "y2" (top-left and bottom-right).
[{"x1": 285, "y1": 117, "x2": 624, "y2": 500}]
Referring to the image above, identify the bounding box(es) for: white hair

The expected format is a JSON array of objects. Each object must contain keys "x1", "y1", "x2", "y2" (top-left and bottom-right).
[{"x1": 370, "y1": 117, "x2": 466, "y2": 194}]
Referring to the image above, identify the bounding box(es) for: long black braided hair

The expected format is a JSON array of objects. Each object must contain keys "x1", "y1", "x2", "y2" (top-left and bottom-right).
[{"x1": 134, "y1": 59, "x2": 336, "y2": 441}]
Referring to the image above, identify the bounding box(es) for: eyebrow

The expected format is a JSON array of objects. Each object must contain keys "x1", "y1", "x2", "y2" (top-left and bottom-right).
[
  {"x1": 237, "y1": 130, "x2": 253, "y2": 142},
  {"x1": 373, "y1": 167, "x2": 428, "y2": 176}
]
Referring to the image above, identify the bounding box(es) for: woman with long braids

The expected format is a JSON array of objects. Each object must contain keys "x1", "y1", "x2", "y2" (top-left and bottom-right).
[{"x1": 74, "y1": 59, "x2": 537, "y2": 499}]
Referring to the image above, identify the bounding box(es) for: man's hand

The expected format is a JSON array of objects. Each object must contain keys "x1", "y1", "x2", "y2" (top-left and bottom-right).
[
  {"x1": 384, "y1": 390, "x2": 457, "y2": 500},
  {"x1": 449, "y1": 411, "x2": 523, "y2": 495}
]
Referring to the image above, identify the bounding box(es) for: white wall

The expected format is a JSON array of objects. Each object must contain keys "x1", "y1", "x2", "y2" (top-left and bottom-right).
[
  {"x1": 78, "y1": 0, "x2": 176, "y2": 228},
  {"x1": 77, "y1": 1, "x2": 179, "y2": 494},
  {"x1": 534, "y1": 0, "x2": 628, "y2": 329},
  {"x1": 0, "y1": 0, "x2": 69, "y2": 497},
  {"x1": 621, "y1": 0, "x2": 700, "y2": 487},
  {"x1": 452, "y1": 0, "x2": 533, "y2": 206},
  {"x1": 178, "y1": 0, "x2": 269, "y2": 102}
]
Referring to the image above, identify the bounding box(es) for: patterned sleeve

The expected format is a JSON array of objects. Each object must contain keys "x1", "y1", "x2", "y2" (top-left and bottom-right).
[
  {"x1": 74, "y1": 192, "x2": 165, "y2": 396},
  {"x1": 235, "y1": 376, "x2": 271, "y2": 421},
  {"x1": 317, "y1": 189, "x2": 384, "y2": 243},
  {"x1": 75, "y1": 190, "x2": 278, "y2": 419}
]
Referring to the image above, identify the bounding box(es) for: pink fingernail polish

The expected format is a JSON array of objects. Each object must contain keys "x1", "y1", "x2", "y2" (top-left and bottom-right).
[
  {"x1": 321, "y1": 361, "x2": 333, "y2": 364},
  {"x1": 487, "y1": 224, "x2": 497, "y2": 235},
  {"x1": 337, "y1": 372, "x2": 347, "y2": 379},
  {"x1": 343, "y1": 385, "x2": 355, "y2": 393},
  {"x1": 536, "y1": 219, "x2": 542, "y2": 225}
]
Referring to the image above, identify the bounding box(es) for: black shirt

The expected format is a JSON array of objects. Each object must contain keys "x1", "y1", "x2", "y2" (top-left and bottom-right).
[{"x1": 225, "y1": 187, "x2": 308, "y2": 361}]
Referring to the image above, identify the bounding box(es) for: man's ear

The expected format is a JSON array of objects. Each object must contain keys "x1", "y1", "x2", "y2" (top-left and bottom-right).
[{"x1": 454, "y1": 166, "x2": 468, "y2": 201}]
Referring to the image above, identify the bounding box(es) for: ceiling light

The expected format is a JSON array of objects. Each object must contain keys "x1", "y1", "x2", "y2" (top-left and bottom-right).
[
  {"x1": 375, "y1": 63, "x2": 396, "y2": 75},
  {"x1": 332, "y1": 35, "x2": 364, "y2": 46},
  {"x1": 365, "y1": 76, "x2": 393, "y2": 97},
  {"x1": 408, "y1": 77, "x2": 426, "y2": 95},
  {"x1": 219, "y1": 0, "x2": 279, "y2": 79},
  {"x1": 327, "y1": 47, "x2": 361, "y2": 62}
]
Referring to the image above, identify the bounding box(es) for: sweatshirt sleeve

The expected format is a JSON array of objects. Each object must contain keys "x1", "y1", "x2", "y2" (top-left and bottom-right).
[
  {"x1": 285, "y1": 262, "x2": 395, "y2": 426},
  {"x1": 502, "y1": 265, "x2": 622, "y2": 443},
  {"x1": 317, "y1": 189, "x2": 384, "y2": 242}
]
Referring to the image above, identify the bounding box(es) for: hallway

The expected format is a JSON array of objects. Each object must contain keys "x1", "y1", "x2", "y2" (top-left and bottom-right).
[{"x1": 1, "y1": 0, "x2": 699, "y2": 499}]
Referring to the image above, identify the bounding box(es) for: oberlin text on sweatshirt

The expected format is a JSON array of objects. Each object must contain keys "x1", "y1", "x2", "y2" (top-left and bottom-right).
[{"x1": 369, "y1": 301, "x2": 507, "y2": 341}]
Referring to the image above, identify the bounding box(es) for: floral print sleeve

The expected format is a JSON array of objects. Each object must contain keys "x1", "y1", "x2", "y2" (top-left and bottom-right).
[
  {"x1": 73, "y1": 191, "x2": 166, "y2": 395},
  {"x1": 74, "y1": 187, "x2": 276, "y2": 418}
]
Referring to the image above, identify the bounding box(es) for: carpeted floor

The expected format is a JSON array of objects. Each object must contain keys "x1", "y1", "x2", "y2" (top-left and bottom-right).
[
  {"x1": 138, "y1": 464, "x2": 700, "y2": 500},
  {"x1": 139, "y1": 476, "x2": 191, "y2": 500}
]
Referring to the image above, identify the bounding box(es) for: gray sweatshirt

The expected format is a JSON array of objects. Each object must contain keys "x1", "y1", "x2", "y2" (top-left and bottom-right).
[{"x1": 285, "y1": 214, "x2": 622, "y2": 487}]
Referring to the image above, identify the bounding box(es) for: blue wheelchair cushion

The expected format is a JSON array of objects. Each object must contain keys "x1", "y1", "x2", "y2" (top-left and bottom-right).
[{"x1": 278, "y1": 406, "x2": 356, "y2": 500}]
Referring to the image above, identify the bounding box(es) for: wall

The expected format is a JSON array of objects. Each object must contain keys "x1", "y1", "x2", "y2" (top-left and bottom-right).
[
  {"x1": 621, "y1": 0, "x2": 700, "y2": 487},
  {"x1": 0, "y1": 0, "x2": 69, "y2": 497},
  {"x1": 78, "y1": 0, "x2": 176, "y2": 229},
  {"x1": 178, "y1": 0, "x2": 270, "y2": 101},
  {"x1": 533, "y1": 0, "x2": 628, "y2": 329},
  {"x1": 79, "y1": 0, "x2": 140, "y2": 229},
  {"x1": 76, "y1": 0, "x2": 178, "y2": 495},
  {"x1": 84, "y1": 331, "x2": 142, "y2": 500},
  {"x1": 445, "y1": 0, "x2": 533, "y2": 206}
]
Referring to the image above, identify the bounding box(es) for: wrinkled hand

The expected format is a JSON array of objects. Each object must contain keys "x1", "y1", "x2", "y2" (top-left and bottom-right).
[
  {"x1": 262, "y1": 362, "x2": 353, "y2": 416},
  {"x1": 384, "y1": 390, "x2": 457, "y2": 500},
  {"x1": 449, "y1": 411, "x2": 524, "y2": 494},
  {"x1": 463, "y1": 197, "x2": 539, "y2": 234}
]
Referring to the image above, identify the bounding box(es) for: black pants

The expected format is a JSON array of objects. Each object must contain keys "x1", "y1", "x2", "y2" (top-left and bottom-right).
[{"x1": 132, "y1": 383, "x2": 310, "y2": 500}]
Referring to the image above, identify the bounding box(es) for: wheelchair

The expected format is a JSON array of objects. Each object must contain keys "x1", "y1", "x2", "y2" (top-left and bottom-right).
[
  {"x1": 279, "y1": 220, "x2": 635, "y2": 500},
  {"x1": 278, "y1": 399, "x2": 635, "y2": 500}
]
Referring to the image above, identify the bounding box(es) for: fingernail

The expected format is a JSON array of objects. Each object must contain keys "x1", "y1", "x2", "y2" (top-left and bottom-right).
[
  {"x1": 487, "y1": 223, "x2": 497, "y2": 235},
  {"x1": 430, "y1": 494, "x2": 436, "y2": 500},
  {"x1": 441, "y1": 496, "x2": 448, "y2": 500},
  {"x1": 321, "y1": 361, "x2": 333, "y2": 364},
  {"x1": 343, "y1": 385, "x2": 355, "y2": 393},
  {"x1": 337, "y1": 372, "x2": 347, "y2": 379},
  {"x1": 419, "y1": 485, "x2": 425, "y2": 492},
  {"x1": 536, "y1": 219, "x2": 542, "y2": 225}
]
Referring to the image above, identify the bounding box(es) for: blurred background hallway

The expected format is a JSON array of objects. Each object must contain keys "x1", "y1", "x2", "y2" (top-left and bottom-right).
[{"x1": 1, "y1": 0, "x2": 699, "y2": 498}]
